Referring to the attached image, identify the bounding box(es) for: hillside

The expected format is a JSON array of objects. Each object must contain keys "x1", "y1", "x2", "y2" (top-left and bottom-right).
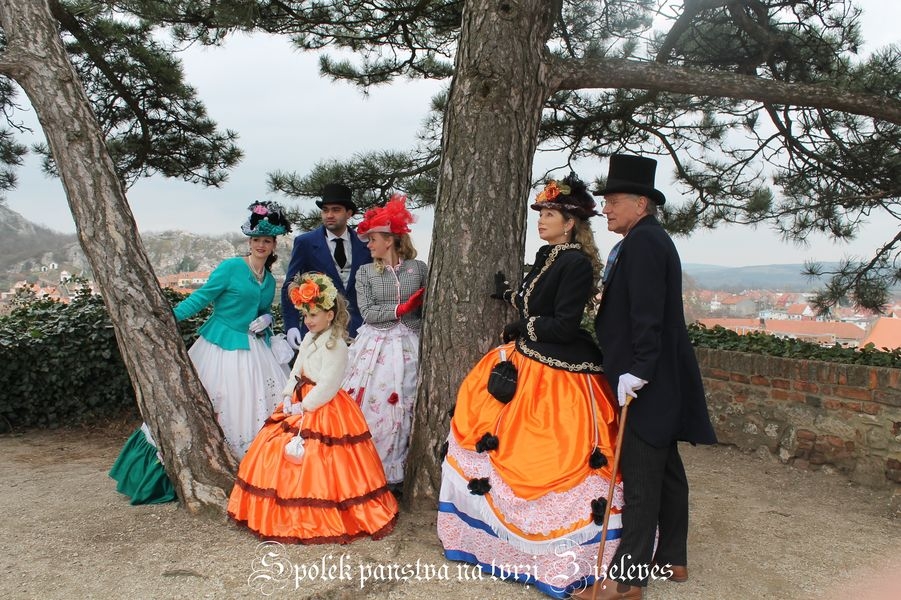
[
  {"x1": 683, "y1": 262, "x2": 834, "y2": 292},
  {"x1": 0, "y1": 205, "x2": 254, "y2": 286},
  {"x1": 0, "y1": 204, "x2": 79, "y2": 277},
  {"x1": 0, "y1": 205, "x2": 846, "y2": 293}
]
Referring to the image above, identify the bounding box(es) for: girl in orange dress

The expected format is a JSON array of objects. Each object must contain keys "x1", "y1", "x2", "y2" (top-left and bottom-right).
[
  {"x1": 437, "y1": 174, "x2": 623, "y2": 598},
  {"x1": 228, "y1": 272, "x2": 398, "y2": 544}
]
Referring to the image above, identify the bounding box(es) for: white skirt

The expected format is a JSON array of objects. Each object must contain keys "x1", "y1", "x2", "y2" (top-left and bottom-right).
[
  {"x1": 188, "y1": 335, "x2": 289, "y2": 459},
  {"x1": 342, "y1": 323, "x2": 419, "y2": 484}
]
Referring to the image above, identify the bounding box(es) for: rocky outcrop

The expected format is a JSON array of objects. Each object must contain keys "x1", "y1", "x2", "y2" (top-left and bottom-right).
[{"x1": 1, "y1": 205, "x2": 264, "y2": 278}]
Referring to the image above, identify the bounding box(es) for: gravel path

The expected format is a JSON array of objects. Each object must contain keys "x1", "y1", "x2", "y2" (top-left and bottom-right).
[{"x1": 1, "y1": 424, "x2": 898, "y2": 599}]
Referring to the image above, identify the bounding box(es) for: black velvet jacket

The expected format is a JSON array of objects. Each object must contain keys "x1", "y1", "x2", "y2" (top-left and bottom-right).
[{"x1": 505, "y1": 243, "x2": 603, "y2": 373}]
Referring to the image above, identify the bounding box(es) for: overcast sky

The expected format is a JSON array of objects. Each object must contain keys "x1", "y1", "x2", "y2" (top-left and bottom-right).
[{"x1": 5, "y1": 1, "x2": 899, "y2": 267}]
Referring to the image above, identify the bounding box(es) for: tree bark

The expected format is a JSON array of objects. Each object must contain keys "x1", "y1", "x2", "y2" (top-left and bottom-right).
[
  {"x1": 0, "y1": 0, "x2": 237, "y2": 516},
  {"x1": 406, "y1": 0, "x2": 559, "y2": 503}
]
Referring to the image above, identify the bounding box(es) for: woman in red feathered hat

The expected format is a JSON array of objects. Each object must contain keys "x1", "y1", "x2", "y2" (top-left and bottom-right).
[{"x1": 341, "y1": 195, "x2": 428, "y2": 497}]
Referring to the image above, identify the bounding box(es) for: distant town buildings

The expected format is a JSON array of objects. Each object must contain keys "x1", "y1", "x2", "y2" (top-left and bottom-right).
[
  {"x1": 696, "y1": 289, "x2": 901, "y2": 350},
  {"x1": 861, "y1": 317, "x2": 901, "y2": 351},
  {"x1": 3, "y1": 262, "x2": 901, "y2": 351},
  {"x1": 156, "y1": 270, "x2": 212, "y2": 293},
  {"x1": 698, "y1": 317, "x2": 869, "y2": 348},
  {"x1": 0, "y1": 277, "x2": 97, "y2": 304}
]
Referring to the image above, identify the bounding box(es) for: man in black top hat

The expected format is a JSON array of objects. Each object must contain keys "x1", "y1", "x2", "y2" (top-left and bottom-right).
[
  {"x1": 578, "y1": 155, "x2": 717, "y2": 600},
  {"x1": 281, "y1": 183, "x2": 372, "y2": 346}
]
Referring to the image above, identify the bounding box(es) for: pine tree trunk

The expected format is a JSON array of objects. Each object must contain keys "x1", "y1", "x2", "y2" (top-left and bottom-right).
[
  {"x1": 406, "y1": 0, "x2": 558, "y2": 502},
  {"x1": 0, "y1": 0, "x2": 237, "y2": 515}
]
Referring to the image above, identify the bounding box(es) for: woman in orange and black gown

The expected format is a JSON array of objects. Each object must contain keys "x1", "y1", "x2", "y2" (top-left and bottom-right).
[{"x1": 437, "y1": 174, "x2": 623, "y2": 598}]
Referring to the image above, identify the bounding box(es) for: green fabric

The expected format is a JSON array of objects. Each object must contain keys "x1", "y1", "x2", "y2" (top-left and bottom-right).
[
  {"x1": 109, "y1": 428, "x2": 177, "y2": 505},
  {"x1": 173, "y1": 257, "x2": 276, "y2": 350}
]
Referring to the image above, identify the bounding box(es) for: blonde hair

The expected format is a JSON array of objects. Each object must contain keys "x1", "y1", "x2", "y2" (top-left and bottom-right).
[
  {"x1": 373, "y1": 232, "x2": 418, "y2": 272},
  {"x1": 316, "y1": 294, "x2": 350, "y2": 350},
  {"x1": 325, "y1": 293, "x2": 351, "y2": 348},
  {"x1": 307, "y1": 293, "x2": 350, "y2": 348},
  {"x1": 562, "y1": 214, "x2": 602, "y2": 308}
]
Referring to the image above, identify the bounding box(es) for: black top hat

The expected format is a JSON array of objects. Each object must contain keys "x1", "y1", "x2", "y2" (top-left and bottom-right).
[
  {"x1": 593, "y1": 154, "x2": 666, "y2": 205},
  {"x1": 315, "y1": 182, "x2": 357, "y2": 212}
]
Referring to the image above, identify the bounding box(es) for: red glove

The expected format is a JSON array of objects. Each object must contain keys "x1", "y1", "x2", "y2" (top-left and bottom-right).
[{"x1": 396, "y1": 287, "x2": 425, "y2": 317}]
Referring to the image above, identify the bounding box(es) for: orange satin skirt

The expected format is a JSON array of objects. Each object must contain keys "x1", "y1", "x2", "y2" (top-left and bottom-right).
[
  {"x1": 450, "y1": 342, "x2": 620, "y2": 499},
  {"x1": 227, "y1": 383, "x2": 398, "y2": 544},
  {"x1": 439, "y1": 342, "x2": 624, "y2": 594}
]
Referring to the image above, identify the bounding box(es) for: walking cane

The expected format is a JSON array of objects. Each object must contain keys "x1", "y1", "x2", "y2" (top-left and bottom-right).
[{"x1": 588, "y1": 395, "x2": 632, "y2": 600}]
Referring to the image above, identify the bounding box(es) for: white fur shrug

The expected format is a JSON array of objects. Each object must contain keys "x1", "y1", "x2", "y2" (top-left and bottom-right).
[{"x1": 281, "y1": 330, "x2": 348, "y2": 411}]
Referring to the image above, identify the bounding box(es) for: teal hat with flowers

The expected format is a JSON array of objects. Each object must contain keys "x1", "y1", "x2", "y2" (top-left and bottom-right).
[{"x1": 241, "y1": 201, "x2": 292, "y2": 237}]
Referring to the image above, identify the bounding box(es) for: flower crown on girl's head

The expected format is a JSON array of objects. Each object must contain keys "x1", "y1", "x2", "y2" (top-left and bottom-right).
[{"x1": 288, "y1": 272, "x2": 338, "y2": 314}]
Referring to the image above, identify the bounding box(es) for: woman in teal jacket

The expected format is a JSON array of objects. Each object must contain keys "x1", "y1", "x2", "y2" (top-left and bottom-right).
[{"x1": 110, "y1": 201, "x2": 293, "y2": 504}]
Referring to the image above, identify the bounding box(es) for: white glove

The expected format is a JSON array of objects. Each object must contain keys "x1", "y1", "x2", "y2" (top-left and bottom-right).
[
  {"x1": 283, "y1": 397, "x2": 302, "y2": 416},
  {"x1": 286, "y1": 327, "x2": 303, "y2": 349},
  {"x1": 248, "y1": 314, "x2": 273, "y2": 334},
  {"x1": 617, "y1": 373, "x2": 647, "y2": 407}
]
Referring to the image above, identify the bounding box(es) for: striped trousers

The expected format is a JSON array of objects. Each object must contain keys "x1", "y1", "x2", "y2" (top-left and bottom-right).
[{"x1": 607, "y1": 425, "x2": 689, "y2": 587}]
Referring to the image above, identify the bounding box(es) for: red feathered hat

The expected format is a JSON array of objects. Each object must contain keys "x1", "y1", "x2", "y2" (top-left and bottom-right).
[{"x1": 356, "y1": 194, "x2": 415, "y2": 241}]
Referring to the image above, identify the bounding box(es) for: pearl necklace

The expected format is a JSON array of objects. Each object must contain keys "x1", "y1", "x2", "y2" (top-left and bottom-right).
[{"x1": 246, "y1": 257, "x2": 265, "y2": 281}]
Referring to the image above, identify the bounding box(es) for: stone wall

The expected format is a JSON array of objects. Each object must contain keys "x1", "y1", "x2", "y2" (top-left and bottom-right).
[{"x1": 696, "y1": 348, "x2": 901, "y2": 489}]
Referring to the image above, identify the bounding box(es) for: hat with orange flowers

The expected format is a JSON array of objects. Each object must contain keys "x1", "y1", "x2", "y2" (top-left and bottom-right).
[
  {"x1": 287, "y1": 272, "x2": 339, "y2": 314},
  {"x1": 530, "y1": 172, "x2": 599, "y2": 219}
]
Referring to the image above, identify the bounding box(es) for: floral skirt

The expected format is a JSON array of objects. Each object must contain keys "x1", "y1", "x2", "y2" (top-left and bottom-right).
[
  {"x1": 437, "y1": 342, "x2": 624, "y2": 598},
  {"x1": 227, "y1": 383, "x2": 398, "y2": 544},
  {"x1": 189, "y1": 335, "x2": 289, "y2": 459},
  {"x1": 342, "y1": 323, "x2": 419, "y2": 484}
]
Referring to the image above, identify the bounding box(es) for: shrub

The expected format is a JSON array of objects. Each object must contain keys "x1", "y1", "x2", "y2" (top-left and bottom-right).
[
  {"x1": 0, "y1": 288, "x2": 133, "y2": 432},
  {"x1": 688, "y1": 323, "x2": 901, "y2": 368},
  {"x1": 0, "y1": 285, "x2": 289, "y2": 432},
  {"x1": 0, "y1": 287, "x2": 215, "y2": 432}
]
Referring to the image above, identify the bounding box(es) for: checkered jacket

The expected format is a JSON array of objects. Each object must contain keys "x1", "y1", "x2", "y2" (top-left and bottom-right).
[{"x1": 355, "y1": 259, "x2": 428, "y2": 332}]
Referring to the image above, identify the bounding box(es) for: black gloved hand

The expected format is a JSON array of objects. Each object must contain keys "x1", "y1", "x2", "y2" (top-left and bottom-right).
[
  {"x1": 502, "y1": 320, "x2": 523, "y2": 343},
  {"x1": 490, "y1": 271, "x2": 512, "y2": 300}
]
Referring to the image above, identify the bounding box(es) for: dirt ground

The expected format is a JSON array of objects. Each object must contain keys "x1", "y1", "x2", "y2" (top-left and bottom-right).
[{"x1": 1, "y1": 422, "x2": 899, "y2": 600}]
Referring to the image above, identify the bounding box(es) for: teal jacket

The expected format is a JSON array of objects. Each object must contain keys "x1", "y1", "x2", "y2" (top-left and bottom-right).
[{"x1": 173, "y1": 257, "x2": 276, "y2": 351}]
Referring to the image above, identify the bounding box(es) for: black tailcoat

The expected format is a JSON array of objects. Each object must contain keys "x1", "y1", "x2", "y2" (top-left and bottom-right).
[{"x1": 594, "y1": 215, "x2": 716, "y2": 447}]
